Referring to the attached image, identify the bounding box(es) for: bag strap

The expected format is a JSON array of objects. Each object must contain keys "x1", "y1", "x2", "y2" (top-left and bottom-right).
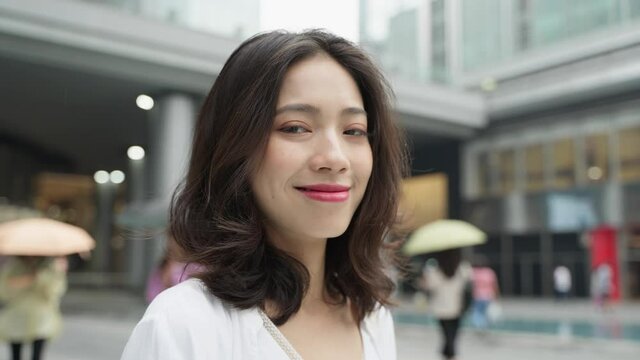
[{"x1": 258, "y1": 309, "x2": 304, "y2": 360}]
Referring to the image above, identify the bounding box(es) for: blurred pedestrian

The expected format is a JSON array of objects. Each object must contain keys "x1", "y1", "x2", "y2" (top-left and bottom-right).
[
  {"x1": 145, "y1": 237, "x2": 200, "y2": 303},
  {"x1": 471, "y1": 261, "x2": 500, "y2": 332},
  {"x1": 591, "y1": 262, "x2": 613, "y2": 310},
  {"x1": 553, "y1": 265, "x2": 572, "y2": 300},
  {"x1": 145, "y1": 254, "x2": 184, "y2": 303},
  {"x1": 0, "y1": 256, "x2": 67, "y2": 360},
  {"x1": 423, "y1": 249, "x2": 472, "y2": 360},
  {"x1": 122, "y1": 29, "x2": 408, "y2": 359}
]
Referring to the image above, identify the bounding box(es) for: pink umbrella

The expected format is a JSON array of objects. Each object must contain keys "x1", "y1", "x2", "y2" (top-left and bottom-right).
[{"x1": 0, "y1": 218, "x2": 95, "y2": 256}]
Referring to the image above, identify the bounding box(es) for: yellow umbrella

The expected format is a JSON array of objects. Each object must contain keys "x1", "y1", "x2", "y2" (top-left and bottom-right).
[
  {"x1": 403, "y1": 219, "x2": 487, "y2": 256},
  {"x1": 0, "y1": 218, "x2": 95, "y2": 256}
]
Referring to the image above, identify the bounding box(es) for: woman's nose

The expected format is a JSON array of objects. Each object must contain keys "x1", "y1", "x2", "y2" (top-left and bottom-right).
[{"x1": 309, "y1": 131, "x2": 349, "y2": 173}]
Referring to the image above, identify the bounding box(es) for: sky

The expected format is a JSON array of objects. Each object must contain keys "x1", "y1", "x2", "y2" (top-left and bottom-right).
[{"x1": 259, "y1": 0, "x2": 360, "y2": 42}]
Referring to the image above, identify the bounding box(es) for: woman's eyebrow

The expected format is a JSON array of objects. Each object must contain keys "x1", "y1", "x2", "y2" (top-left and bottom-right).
[
  {"x1": 275, "y1": 103, "x2": 367, "y2": 116},
  {"x1": 342, "y1": 107, "x2": 367, "y2": 116},
  {"x1": 275, "y1": 103, "x2": 319, "y2": 115}
]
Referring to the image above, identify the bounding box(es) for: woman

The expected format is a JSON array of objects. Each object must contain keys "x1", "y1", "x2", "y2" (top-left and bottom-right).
[
  {"x1": 471, "y1": 262, "x2": 499, "y2": 332},
  {"x1": 0, "y1": 256, "x2": 67, "y2": 360},
  {"x1": 122, "y1": 30, "x2": 409, "y2": 359},
  {"x1": 144, "y1": 253, "x2": 187, "y2": 303},
  {"x1": 423, "y1": 249, "x2": 471, "y2": 360},
  {"x1": 591, "y1": 262, "x2": 612, "y2": 310},
  {"x1": 145, "y1": 237, "x2": 200, "y2": 303}
]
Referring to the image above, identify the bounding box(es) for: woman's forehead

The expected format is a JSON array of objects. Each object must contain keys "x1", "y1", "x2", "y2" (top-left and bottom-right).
[{"x1": 276, "y1": 55, "x2": 364, "y2": 110}]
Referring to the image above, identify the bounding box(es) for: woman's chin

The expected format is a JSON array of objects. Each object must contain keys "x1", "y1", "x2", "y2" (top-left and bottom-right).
[{"x1": 304, "y1": 223, "x2": 350, "y2": 240}]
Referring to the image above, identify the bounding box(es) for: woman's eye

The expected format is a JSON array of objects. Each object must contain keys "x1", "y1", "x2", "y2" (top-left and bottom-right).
[
  {"x1": 344, "y1": 128, "x2": 368, "y2": 137},
  {"x1": 279, "y1": 125, "x2": 309, "y2": 134}
]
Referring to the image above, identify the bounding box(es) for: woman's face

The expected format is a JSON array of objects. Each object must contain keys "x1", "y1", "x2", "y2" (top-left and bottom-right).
[{"x1": 251, "y1": 54, "x2": 373, "y2": 246}]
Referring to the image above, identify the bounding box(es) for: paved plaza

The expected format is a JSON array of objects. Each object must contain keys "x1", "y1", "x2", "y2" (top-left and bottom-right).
[{"x1": 1, "y1": 288, "x2": 638, "y2": 360}]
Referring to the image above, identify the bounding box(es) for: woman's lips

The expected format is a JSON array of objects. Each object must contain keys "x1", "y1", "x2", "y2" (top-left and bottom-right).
[{"x1": 295, "y1": 184, "x2": 350, "y2": 202}]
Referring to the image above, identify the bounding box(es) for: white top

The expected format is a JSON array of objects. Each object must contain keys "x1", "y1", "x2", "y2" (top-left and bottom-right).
[
  {"x1": 553, "y1": 266, "x2": 572, "y2": 292},
  {"x1": 121, "y1": 279, "x2": 396, "y2": 360},
  {"x1": 424, "y1": 262, "x2": 472, "y2": 319}
]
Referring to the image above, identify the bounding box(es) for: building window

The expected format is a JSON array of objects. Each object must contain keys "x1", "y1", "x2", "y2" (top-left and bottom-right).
[
  {"x1": 585, "y1": 133, "x2": 609, "y2": 183},
  {"x1": 477, "y1": 152, "x2": 492, "y2": 196},
  {"x1": 461, "y1": 0, "x2": 503, "y2": 71},
  {"x1": 619, "y1": 126, "x2": 640, "y2": 182},
  {"x1": 552, "y1": 138, "x2": 575, "y2": 188},
  {"x1": 431, "y1": 0, "x2": 448, "y2": 83},
  {"x1": 525, "y1": 144, "x2": 545, "y2": 192},
  {"x1": 523, "y1": 0, "x2": 622, "y2": 53},
  {"x1": 530, "y1": 0, "x2": 568, "y2": 48},
  {"x1": 497, "y1": 149, "x2": 515, "y2": 194},
  {"x1": 516, "y1": 0, "x2": 532, "y2": 51},
  {"x1": 566, "y1": 0, "x2": 618, "y2": 38},
  {"x1": 631, "y1": 0, "x2": 640, "y2": 19}
]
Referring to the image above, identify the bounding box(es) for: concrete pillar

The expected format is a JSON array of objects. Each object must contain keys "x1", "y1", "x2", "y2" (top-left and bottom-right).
[
  {"x1": 150, "y1": 93, "x2": 196, "y2": 202},
  {"x1": 608, "y1": 127, "x2": 628, "y2": 298},
  {"x1": 128, "y1": 157, "x2": 145, "y2": 203},
  {"x1": 605, "y1": 128, "x2": 623, "y2": 227},
  {"x1": 126, "y1": 154, "x2": 147, "y2": 289},
  {"x1": 145, "y1": 92, "x2": 196, "y2": 277},
  {"x1": 500, "y1": 233, "x2": 513, "y2": 295},
  {"x1": 93, "y1": 182, "x2": 116, "y2": 272},
  {"x1": 540, "y1": 232, "x2": 553, "y2": 296}
]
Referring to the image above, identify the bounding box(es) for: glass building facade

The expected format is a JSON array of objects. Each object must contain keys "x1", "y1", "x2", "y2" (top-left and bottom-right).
[
  {"x1": 74, "y1": 0, "x2": 259, "y2": 39},
  {"x1": 361, "y1": 0, "x2": 640, "y2": 84},
  {"x1": 359, "y1": 0, "x2": 640, "y2": 297}
]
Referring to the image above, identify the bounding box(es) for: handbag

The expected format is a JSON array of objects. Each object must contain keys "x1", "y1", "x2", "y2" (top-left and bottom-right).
[{"x1": 487, "y1": 301, "x2": 503, "y2": 323}]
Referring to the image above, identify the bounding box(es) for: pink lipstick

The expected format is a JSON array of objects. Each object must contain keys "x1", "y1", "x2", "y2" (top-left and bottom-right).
[{"x1": 295, "y1": 184, "x2": 350, "y2": 202}]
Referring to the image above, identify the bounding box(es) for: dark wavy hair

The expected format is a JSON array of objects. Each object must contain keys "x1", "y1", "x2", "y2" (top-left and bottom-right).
[
  {"x1": 170, "y1": 30, "x2": 409, "y2": 325},
  {"x1": 432, "y1": 249, "x2": 462, "y2": 278}
]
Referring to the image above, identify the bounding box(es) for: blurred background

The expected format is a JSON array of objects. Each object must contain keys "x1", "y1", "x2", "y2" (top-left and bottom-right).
[{"x1": 0, "y1": 0, "x2": 639, "y2": 359}]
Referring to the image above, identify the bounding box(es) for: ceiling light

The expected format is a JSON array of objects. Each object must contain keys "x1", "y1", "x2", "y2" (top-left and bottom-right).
[
  {"x1": 136, "y1": 94, "x2": 154, "y2": 110},
  {"x1": 587, "y1": 166, "x2": 603, "y2": 181},
  {"x1": 480, "y1": 77, "x2": 497, "y2": 92},
  {"x1": 110, "y1": 170, "x2": 126, "y2": 184},
  {"x1": 94, "y1": 170, "x2": 109, "y2": 184},
  {"x1": 127, "y1": 146, "x2": 145, "y2": 160}
]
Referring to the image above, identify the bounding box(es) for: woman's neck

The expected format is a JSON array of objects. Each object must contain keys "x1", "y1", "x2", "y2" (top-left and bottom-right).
[
  {"x1": 266, "y1": 228, "x2": 329, "y2": 310},
  {"x1": 298, "y1": 240, "x2": 327, "y2": 310}
]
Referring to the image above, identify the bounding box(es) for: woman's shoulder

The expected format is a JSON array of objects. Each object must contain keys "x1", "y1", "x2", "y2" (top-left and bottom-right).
[
  {"x1": 364, "y1": 303, "x2": 393, "y2": 329},
  {"x1": 145, "y1": 278, "x2": 250, "y2": 327},
  {"x1": 362, "y1": 304, "x2": 396, "y2": 360},
  {"x1": 148, "y1": 278, "x2": 214, "y2": 308},
  {"x1": 122, "y1": 279, "x2": 260, "y2": 359}
]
